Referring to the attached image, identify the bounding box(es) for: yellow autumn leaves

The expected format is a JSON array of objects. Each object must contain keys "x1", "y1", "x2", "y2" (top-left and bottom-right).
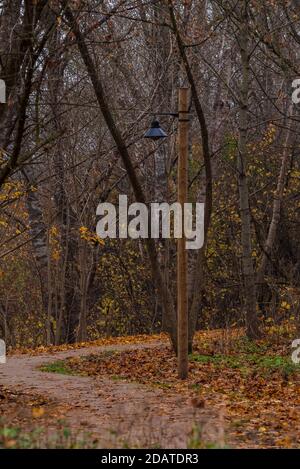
[
  {"x1": 49, "y1": 225, "x2": 104, "y2": 262},
  {"x1": 79, "y1": 226, "x2": 104, "y2": 246}
]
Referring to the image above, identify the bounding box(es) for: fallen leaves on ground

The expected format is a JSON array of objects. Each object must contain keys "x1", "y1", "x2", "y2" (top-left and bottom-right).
[
  {"x1": 0, "y1": 385, "x2": 72, "y2": 448},
  {"x1": 9, "y1": 333, "x2": 167, "y2": 356},
  {"x1": 61, "y1": 331, "x2": 300, "y2": 449}
]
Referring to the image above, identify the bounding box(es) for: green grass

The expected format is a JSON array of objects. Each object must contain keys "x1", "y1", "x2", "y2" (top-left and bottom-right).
[
  {"x1": 152, "y1": 381, "x2": 173, "y2": 389},
  {"x1": 189, "y1": 352, "x2": 299, "y2": 376},
  {"x1": 187, "y1": 424, "x2": 228, "y2": 449},
  {"x1": 40, "y1": 360, "x2": 77, "y2": 375},
  {"x1": 235, "y1": 336, "x2": 269, "y2": 354},
  {"x1": 110, "y1": 374, "x2": 128, "y2": 381},
  {"x1": 0, "y1": 423, "x2": 97, "y2": 449}
]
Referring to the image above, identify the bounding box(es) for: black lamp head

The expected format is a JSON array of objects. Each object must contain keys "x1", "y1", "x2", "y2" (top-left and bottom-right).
[{"x1": 144, "y1": 119, "x2": 168, "y2": 140}]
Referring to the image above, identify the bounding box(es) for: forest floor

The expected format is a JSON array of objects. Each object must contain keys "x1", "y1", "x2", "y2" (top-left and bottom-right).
[{"x1": 0, "y1": 329, "x2": 299, "y2": 448}]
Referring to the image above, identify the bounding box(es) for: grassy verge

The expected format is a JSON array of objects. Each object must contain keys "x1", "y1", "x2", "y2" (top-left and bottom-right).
[
  {"x1": 0, "y1": 422, "x2": 97, "y2": 449},
  {"x1": 40, "y1": 360, "x2": 79, "y2": 375}
]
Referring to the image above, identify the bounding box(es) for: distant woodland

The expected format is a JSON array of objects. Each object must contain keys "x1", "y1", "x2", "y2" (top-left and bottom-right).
[{"x1": 0, "y1": 0, "x2": 300, "y2": 350}]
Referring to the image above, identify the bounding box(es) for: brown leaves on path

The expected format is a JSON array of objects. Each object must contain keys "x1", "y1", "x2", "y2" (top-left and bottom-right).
[
  {"x1": 9, "y1": 333, "x2": 167, "y2": 356},
  {"x1": 62, "y1": 331, "x2": 300, "y2": 449}
]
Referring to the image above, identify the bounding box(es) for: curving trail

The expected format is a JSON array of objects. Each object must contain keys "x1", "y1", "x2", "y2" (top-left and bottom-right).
[{"x1": 0, "y1": 342, "x2": 215, "y2": 448}]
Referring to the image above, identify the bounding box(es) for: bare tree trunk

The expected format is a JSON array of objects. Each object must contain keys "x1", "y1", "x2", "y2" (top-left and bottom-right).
[
  {"x1": 24, "y1": 166, "x2": 53, "y2": 344},
  {"x1": 77, "y1": 241, "x2": 88, "y2": 342},
  {"x1": 257, "y1": 115, "x2": 292, "y2": 285},
  {"x1": 238, "y1": 6, "x2": 260, "y2": 339}
]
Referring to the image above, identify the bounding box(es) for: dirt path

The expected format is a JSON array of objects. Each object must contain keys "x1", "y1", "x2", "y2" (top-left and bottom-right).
[{"x1": 0, "y1": 342, "x2": 216, "y2": 448}]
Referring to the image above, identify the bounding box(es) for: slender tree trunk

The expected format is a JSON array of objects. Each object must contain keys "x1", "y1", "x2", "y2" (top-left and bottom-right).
[
  {"x1": 24, "y1": 166, "x2": 53, "y2": 343},
  {"x1": 238, "y1": 7, "x2": 260, "y2": 339},
  {"x1": 257, "y1": 117, "x2": 292, "y2": 285}
]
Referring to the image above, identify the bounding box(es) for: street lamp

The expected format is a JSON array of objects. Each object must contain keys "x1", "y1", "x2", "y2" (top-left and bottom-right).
[
  {"x1": 144, "y1": 119, "x2": 168, "y2": 140},
  {"x1": 144, "y1": 88, "x2": 190, "y2": 380}
]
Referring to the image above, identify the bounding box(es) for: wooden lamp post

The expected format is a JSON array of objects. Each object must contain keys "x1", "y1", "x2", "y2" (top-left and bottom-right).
[
  {"x1": 177, "y1": 87, "x2": 189, "y2": 379},
  {"x1": 144, "y1": 87, "x2": 190, "y2": 379}
]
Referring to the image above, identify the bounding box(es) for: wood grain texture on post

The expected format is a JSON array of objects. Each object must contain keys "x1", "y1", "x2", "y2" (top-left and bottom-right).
[{"x1": 177, "y1": 87, "x2": 189, "y2": 379}]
